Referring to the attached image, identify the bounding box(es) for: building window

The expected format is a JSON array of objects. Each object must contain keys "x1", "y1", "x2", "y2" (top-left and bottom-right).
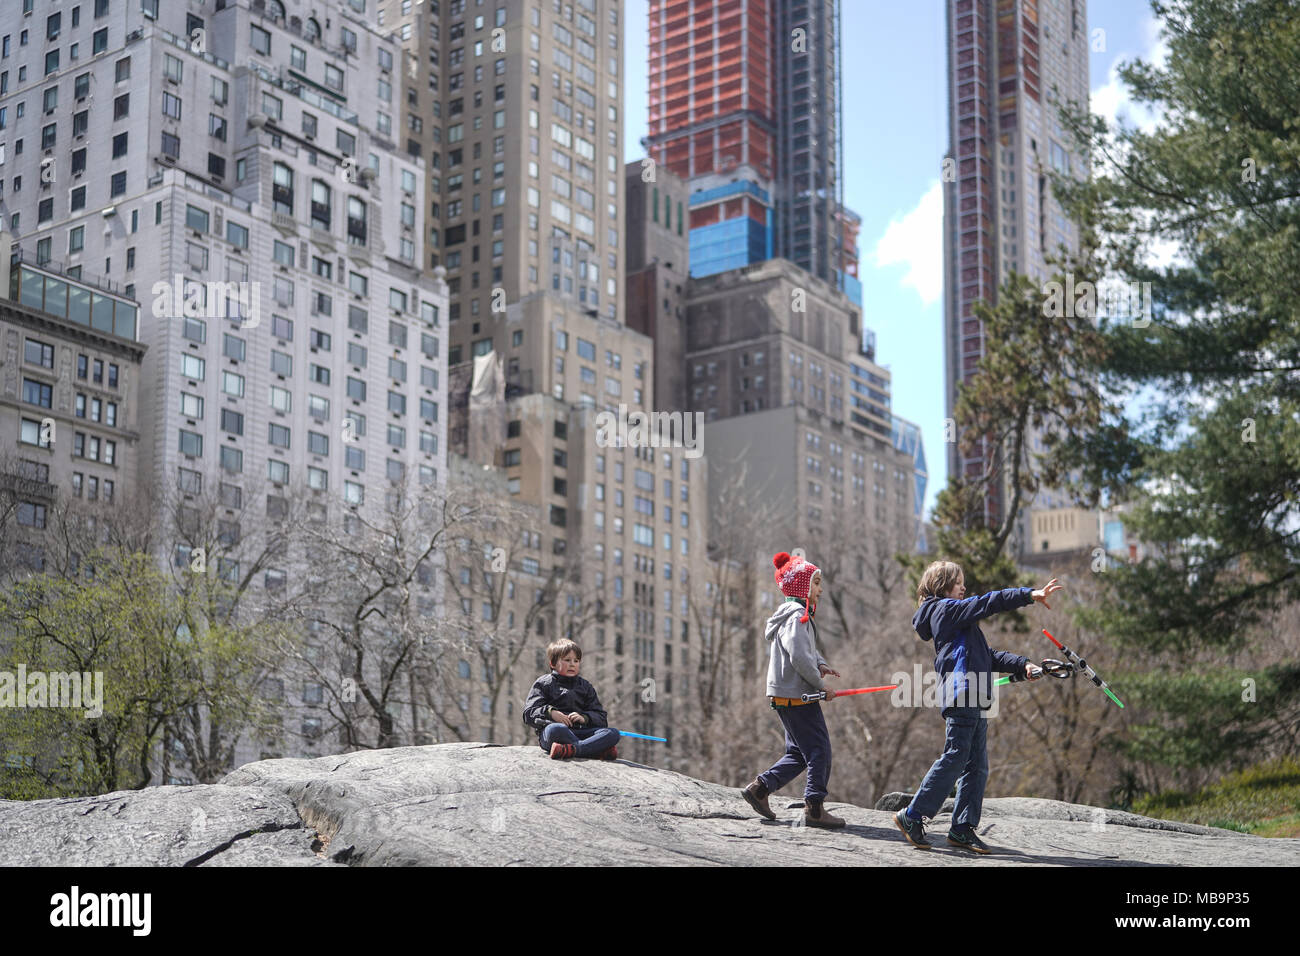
[
  {"x1": 22, "y1": 378, "x2": 52, "y2": 409},
  {"x1": 311, "y1": 180, "x2": 331, "y2": 230},
  {"x1": 178, "y1": 430, "x2": 203, "y2": 457},
  {"x1": 16, "y1": 501, "x2": 47, "y2": 529},
  {"x1": 186, "y1": 205, "x2": 209, "y2": 233},
  {"x1": 164, "y1": 53, "x2": 183, "y2": 83}
]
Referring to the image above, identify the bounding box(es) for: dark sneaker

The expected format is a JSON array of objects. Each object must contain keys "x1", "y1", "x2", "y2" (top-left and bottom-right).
[
  {"x1": 599, "y1": 745, "x2": 618, "y2": 761},
  {"x1": 947, "y1": 826, "x2": 991, "y2": 854},
  {"x1": 742, "y1": 779, "x2": 776, "y2": 820},
  {"x1": 549, "y1": 742, "x2": 577, "y2": 759},
  {"x1": 804, "y1": 799, "x2": 846, "y2": 829},
  {"x1": 894, "y1": 809, "x2": 932, "y2": 849}
]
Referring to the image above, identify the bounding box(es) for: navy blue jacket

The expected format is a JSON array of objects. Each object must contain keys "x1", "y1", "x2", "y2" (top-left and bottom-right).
[
  {"x1": 521, "y1": 671, "x2": 609, "y2": 738},
  {"x1": 913, "y1": 588, "x2": 1034, "y2": 710}
]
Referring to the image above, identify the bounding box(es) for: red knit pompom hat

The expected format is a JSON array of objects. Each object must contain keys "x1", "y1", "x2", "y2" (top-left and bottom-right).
[{"x1": 773, "y1": 551, "x2": 821, "y2": 622}]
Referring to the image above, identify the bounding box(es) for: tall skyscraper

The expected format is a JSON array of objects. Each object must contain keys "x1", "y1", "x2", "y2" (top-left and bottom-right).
[
  {"x1": 644, "y1": 0, "x2": 856, "y2": 304},
  {"x1": 942, "y1": 0, "x2": 1089, "y2": 554},
  {"x1": 384, "y1": 0, "x2": 626, "y2": 386}
]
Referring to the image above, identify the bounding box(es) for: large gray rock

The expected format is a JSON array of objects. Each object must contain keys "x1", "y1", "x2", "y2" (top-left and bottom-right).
[
  {"x1": 0, "y1": 784, "x2": 328, "y2": 867},
  {"x1": 3, "y1": 743, "x2": 1297, "y2": 866}
]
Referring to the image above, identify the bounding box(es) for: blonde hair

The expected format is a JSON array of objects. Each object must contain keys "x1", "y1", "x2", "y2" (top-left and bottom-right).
[
  {"x1": 917, "y1": 561, "x2": 964, "y2": 606},
  {"x1": 547, "y1": 639, "x2": 583, "y2": 668}
]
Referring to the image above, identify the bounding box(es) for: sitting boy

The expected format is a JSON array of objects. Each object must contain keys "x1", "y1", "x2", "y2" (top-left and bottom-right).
[{"x1": 522, "y1": 639, "x2": 620, "y2": 760}]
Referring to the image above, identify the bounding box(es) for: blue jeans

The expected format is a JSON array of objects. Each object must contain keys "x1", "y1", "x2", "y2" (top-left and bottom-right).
[
  {"x1": 539, "y1": 722, "x2": 619, "y2": 757},
  {"x1": 757, "y1": 702, "x2": 832, "y2": 801},
  {"x1": 907, "y1": 707, "x2": 989, "y2": 829}
]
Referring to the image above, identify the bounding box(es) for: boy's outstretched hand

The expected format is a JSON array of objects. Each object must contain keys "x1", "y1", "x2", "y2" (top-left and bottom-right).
[
  {"x1": 819, "y1": 665, "x2": 840, "y2": 678},
  {"x1": 1031, "y1": 578, "x2": 1065, "y2": 609}
]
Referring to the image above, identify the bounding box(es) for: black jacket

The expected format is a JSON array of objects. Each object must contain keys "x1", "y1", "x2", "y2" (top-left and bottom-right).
[{"x1": 521, "y1": 671, "x2": 609, "y2": 736}]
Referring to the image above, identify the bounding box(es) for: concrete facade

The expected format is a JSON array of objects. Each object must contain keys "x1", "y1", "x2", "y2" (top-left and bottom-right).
[
  {"x1": 680, "y1": 257, "x2": 921, "y2": 652},
  {"x1": 0, "y1": 256, "x2": 146, "y2": 573},
  {"x1": 623, "y1": 158, "x2": 690, "y2": 412},
  {"x1": 380, "y1": 0, "x2": 625, "y2": 380}
]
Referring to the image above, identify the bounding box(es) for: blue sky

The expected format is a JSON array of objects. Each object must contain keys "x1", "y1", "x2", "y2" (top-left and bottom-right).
[{"x1": 622, "y1": 1, "x2": 1166, "y2": 518}]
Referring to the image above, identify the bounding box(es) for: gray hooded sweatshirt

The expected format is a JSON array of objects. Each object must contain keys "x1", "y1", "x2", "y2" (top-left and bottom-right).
[{"x1": 765, "y1": 599, "x2": 829, "y2": 698}]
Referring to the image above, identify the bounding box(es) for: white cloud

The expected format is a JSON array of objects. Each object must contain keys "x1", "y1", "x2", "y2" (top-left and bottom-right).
[
  {"x1": 870, "y1": 179, "x2": 944, "y2": 307},
  {"x1": 1091, "y1": 18, "x2": 1182, "y2": 272},
  {"x1": 1091, "y1": 15, "x2": 1168, "y2": 134}
]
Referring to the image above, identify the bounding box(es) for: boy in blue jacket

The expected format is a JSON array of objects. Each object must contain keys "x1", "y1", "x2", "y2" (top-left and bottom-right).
[{"x1": 893, "y1": 561, "x2": 1062, "y2": 853}]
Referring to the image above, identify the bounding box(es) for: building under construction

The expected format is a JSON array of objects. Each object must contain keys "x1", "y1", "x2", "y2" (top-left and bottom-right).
[{"x1": 644, "y1": 0, "x2": 859, "y2": 304}]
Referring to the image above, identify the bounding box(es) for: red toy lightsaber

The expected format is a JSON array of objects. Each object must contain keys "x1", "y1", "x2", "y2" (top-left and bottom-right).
[{"x1": 801, "y1": 685, "x2": 897, "y2": 702}]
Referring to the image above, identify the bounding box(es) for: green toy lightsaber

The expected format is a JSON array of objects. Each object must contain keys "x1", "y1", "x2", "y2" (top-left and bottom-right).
[
  {"x1": 1042, "y1": 628, "x2": 1124, "y2": 708},
  {"x1": 997, "y1": 631, "x2": 1124, "y2": 708}
]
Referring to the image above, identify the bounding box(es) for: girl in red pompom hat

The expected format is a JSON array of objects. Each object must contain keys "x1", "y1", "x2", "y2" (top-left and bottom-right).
[{"x1": 740, "y1": 551, "x2": 845, "y2": 828}]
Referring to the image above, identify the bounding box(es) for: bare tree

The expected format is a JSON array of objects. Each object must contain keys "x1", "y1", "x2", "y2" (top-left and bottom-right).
[
  {"x1": 286, "y1": 475, "x2": 461, "y2": 752},
  {"x1": 429, "y1": 464, "x2": 615, "y2": 745},
  {"x1": 431, "y1": 497, "x2": 557, "y2": 743},
  {"x1": 814, "y1": 509, "x2": 917, "y2": 649},
  {"x1": 677, "y1": 456, "x2": 788, "y2": 785}
]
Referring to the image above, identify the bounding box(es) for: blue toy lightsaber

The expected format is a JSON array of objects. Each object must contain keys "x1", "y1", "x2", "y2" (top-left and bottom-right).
[{"x1": 617, "y1": 730, "x2": 667, "y2": 742}]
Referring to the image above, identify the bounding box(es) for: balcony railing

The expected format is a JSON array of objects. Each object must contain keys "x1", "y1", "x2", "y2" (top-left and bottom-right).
[{"x1": 0, "y1": 471, "x2": 58, "y2": 499}]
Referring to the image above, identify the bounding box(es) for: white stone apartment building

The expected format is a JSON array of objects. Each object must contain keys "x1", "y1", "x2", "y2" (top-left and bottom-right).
[{"x1": 0, "y1": 0, "x2": 449, "y2": 778}]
